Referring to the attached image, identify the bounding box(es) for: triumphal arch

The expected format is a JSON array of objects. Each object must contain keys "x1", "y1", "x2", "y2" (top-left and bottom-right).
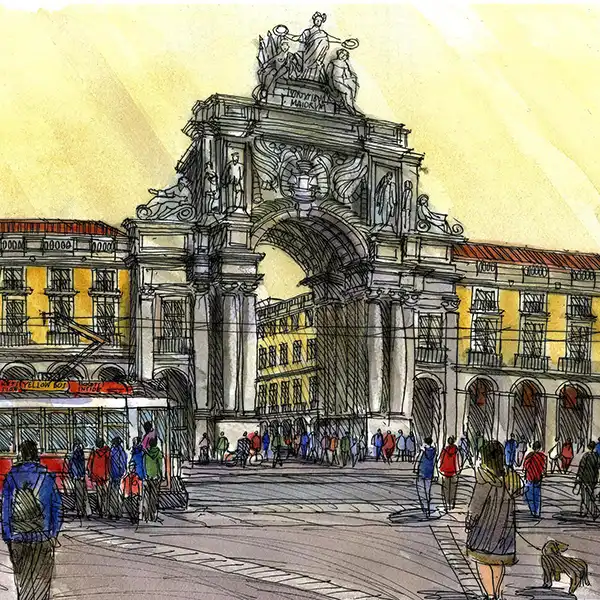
[{"x1": 126, "y1": 13, "x2": 464, "y2": 455}]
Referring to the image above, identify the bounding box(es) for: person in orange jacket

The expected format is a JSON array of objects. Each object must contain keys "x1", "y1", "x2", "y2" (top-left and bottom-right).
[
  {"x1": 87, "y1": 438, "x2": 111, "y2": 518},
  {"x1": 121, "y1": 462, "x2": 142, "y2": 524}
]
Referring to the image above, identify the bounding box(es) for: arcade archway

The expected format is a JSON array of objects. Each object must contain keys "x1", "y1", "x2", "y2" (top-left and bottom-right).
[
  {"x1": 557, "y1": 383, "x2": 591, "y2": 452},
  {"x1": 510, "y1": 379, "x2": 545, "y2": 447},
  {"x1": 412, "y1": 376, "x2": 442, "y2": 444},
  {"x1": 466, "y1": 377, "x2": 496, "y2": 442}
]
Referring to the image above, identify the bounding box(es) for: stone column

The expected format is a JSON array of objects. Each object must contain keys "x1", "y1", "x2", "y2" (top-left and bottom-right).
[
  {"x1": 496, "y1": 390, "x2": 510, "y2": 443},
  {"x1": 193, "y1": 286, "x2": 210, "y2": 412},
  {"x1": 388, "y1": 294, "x2": 408, "y2": 416},
  {"x1": 139, "y1": 286, "x2": 155, "y2": 381},
  {"x1": 127, "y1": 407, "x2": 139, "y2": 446},
  {"x1": 399, "y1": 298, "x2": 417, "y2": 418},
  {"x1": 240, "y1": 285, "x2": 258, "y2": 415},
  {"x1": 545, "y1": 395, "x2": 557, "y2": 451},
  {"x1": 443, "y1": 300, "x2": 460, "y2": 438},
  {"x1": 367, "y1": 296, "x2": 384, "y2": 414},
  {"x1": 222, "y1": 283, "x2": 241, "y2": 412}
]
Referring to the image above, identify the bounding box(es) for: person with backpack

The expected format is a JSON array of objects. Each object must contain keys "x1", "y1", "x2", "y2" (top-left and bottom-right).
[
  {"x1": 109, "y1": 437, "x2": 127, "y2": 520},
  {"x1": 2, "y1": 440, "x2": 63, "y2": 600},
  {"x1": 67, "y1": 438, "x2": 90, "y2": 519},
  {"x1": 142, "y1": 437, "x2": 164, "y2": 522},
  {"x1": 87, "y1": 438, "x2": 111, "y2": 518}
]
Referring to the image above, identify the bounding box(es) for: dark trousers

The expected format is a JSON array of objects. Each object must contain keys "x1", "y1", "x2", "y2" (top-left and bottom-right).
[
  {"x1": 525, "y1": 481, "x2": 542, "y2": 517},
  {"x1": 124, "y1": 495, "x2": 140, "y2": 524},
  {"x1": 580, "y1": 484, "x2": 598, "y2": 518},
  {"x1": 272, "y1": 448, "x2": 283, "y2": 468},
  {"x1": 72, "y1": 478, "x2": 90, "y2": 518},
  {"x1": 142, "y1": 479, "x2": 161, "y2": 522},
  {"x1": 442, "y1": 475, "x2": 459, "y2": 511},
  {"x1": 8, "y1": 540, "x2": 55, "y2": 600},
  {"x1": 375, "y1": 446, "x2": 382, "y2": 461},
  {"x1": 94, "y1": 481, "x2": 110, "y2": 517},
  {"x1": 108, "y1": 480, "x2": 123, "y2": 519}
]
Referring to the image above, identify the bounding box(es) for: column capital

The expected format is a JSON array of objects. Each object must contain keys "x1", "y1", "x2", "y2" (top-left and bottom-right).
[
  {"x1": 221, "y1": 281, "x2": 243, "y2": 295},
  {"x1": 441, "y1": 294, "x2": 461, "y2": 311},
  {"x1": 140, "y1": 284, "x2": 156, "y2": 301}
]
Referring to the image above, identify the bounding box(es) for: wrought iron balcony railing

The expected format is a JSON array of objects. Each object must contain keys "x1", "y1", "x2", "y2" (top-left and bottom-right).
[
  {"x1": 521, "y1": 300, "x2": 546, "y2": 314},
  {"x1": 46, "y1": 331, "x2": 80, "y2": 346},
  {"x1": 567, "y1": 303, "x2": 595, "y2": 320},
  {"x1": 471, "y1": 299, "x2": 499, "y2": 313},
  {"x1": 0, "y1": 332, "x2": 33, "y2": 347},
  {"x1": 558, "y1": 356, "x2": 591, "y2": 375},
  {"x1": 514, "y1": 354, "x2": 549, "y2": 372},
  {"x1": 268, "y1": 405, "x2": 279, "y2": 414},
  {"x1": 155, "y1": 337, "x2": 191, "y2": 355},
  {"x1": 467, "y1": 350, "x2": 502, "y2": 368},
  {"x1": 415, "y1": 346, "x2": 447, "y2": 364},
  {"x1": 280, "y1": 403, "x2": 292, "y2": 413}
]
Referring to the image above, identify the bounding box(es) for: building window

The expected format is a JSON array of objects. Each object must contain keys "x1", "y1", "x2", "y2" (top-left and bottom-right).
[
  {"x1": 49, "y1": 268, "x2": 72, "y2": 292},
  {"x1": 567, "y1": 324, "x2": 591, "y2": 360},
  {"x1": 104, "y1": 410, "x2": 127, "y2": 447},
  {"x1": 0, "y1": 412, "x2": 14, "y2": 452},
  {"x1": 521, "y1": 292, "x2": 545, "y2": 314},
  {"x1": 471, "y1": 317, "x2": 498, "y2": 354},
  {"x1": 279, "y1": 317, "x2": 288, "y2": 333},
  {"x1": 93, "y1": 269, "x2": 117, "y2": 292},
  {"x1": 568, "y1": 296, "x2": 593, "y2": 319},
  {"x1": 522, "y1": 321, "x2": 545, "y2": 357},
  {"x1": 73, "y1": 410, "x2": 98, "y2": 450},
  {"x1": 418, "y1": 314, "x2": 443, "y2": 349},
  {"x1": 279, "y1": 343, "x2": 289, "y2": 365},
  {"x1": 162, "y1": 299, "x2": 187, "y2": 339},
  {"x1": 307, "y1": 338, "x2": 317, "y2": 360},
  {"x1": 291, "y1": 313, "x2": 300, "y2": 331},
  {"x1": 304, "y1": 309, "x2": 314, "y2": 327},
  {"x1": 268, "y1": 345, "x2": 277, "y2": 367},
  {"x1": 258, "y1": 324, "x2": 265, "y2": 340},
  {"x1": 268, "y1": 383, "x2": 278, "y2": 407},
  {"x1": 266, "y1": 321, "x2": 277, "y2": 336},
  {"x1": 259, "y1": 347, "x2": 267, "y2": 370},
  {"x1": 471, "y1": 288, "x2": 498, "y2": 312},
  {"x1": 309, "y1": 376, "x2": 319, "y2": 404},
  {"x1": 292, "y1": 340, "x2": 302, "y2": 363},
  {"x1": 293, "y1": 378, "x2": 302, "y2": 405},
  {"x1": 2, "y1": 268, "x2": 24, "y2": 290},
  {"x1": 94, "y1": 297, "x2": 118, "y2": 342},
  {"x1": 257, "y1": 384, "x2": 267, "y2": 407},
  {"x1": 4, "y1": 299, "x2": 27, "y2": 334},
  {"x1": 49, "y1": 296, "x2": 74, "y2": 333},
  {"x1": 18, "y1": 411, "x2": 41, "y2": 447},
  {"x1": 281, "y1": 381, "x2": 290, "y2": 405},
  {"x1": 46, "y1": 411, "x2": 70, "y2": 453}
]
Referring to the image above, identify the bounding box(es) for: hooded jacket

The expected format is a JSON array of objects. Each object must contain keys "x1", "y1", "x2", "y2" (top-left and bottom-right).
[
  {"x1": 144, "y1": 446, "x2": 163, "y2": 480},
  {"x1": 439, "y1": 444, "x2": 460, "y2": 477}
]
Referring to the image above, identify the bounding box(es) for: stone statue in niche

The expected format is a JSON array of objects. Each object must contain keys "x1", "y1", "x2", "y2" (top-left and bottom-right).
[
  {"x1": 203, "y1": 162, "x2": 219, "y2": 212},
  {"x1": 375, "y1": 172, "x2": 397, "y2": 227},
  {"x1": 327, "y1": 49, "x2": 359, "y2": 114},
  {"x1": 401, "y1": 180, "x2": 413, "y2": 211},
  {"x1": 137, "y1": 175, "x2": 196, "y2": 221},
  {"x1": 222, "y1": 152, "x2": 245, "y2": 210}
]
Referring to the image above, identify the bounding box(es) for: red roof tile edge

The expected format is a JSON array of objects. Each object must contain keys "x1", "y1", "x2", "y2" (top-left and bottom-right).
[{"x1": 0, "y1": 220, "x2": 124, "y2": 237}]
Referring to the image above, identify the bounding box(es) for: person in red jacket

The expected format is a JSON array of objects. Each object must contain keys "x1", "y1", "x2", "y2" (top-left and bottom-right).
[
  {"x1": 523, "y1": 441, "x2": 546, "y2": 518},
  {"x1": 87, "y1": 437, "x2": 111, "y2": 518},
  {"x1": 439, "y1": 436, "x2": 462, "y2": 512},
  {"x1": 382, "y1": 430, "x2": 396, "y2": 465}
]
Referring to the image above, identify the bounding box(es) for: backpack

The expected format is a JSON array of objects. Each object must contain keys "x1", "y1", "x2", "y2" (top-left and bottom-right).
[{"x1": 12, "y1": 480, "x2": 44, "y2": 534}]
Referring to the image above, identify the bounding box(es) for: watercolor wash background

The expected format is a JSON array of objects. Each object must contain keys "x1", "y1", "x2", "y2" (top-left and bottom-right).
[{"x1": 1, "y1": 1, "x2": 600, "y2": 299}]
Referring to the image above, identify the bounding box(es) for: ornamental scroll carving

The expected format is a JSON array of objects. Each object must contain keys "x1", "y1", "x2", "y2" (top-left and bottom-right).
[{"x1": 137, "y1": 175, "x2": 197, "y2": 222}]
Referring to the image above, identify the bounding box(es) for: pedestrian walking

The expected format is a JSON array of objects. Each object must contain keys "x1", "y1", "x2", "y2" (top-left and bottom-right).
[
  {"x1": 405, "y1": 432, "x2": 416, "y2": 462},
  {"x1": 574, "y1": 441, "x2": 600, "y2": 519},
  {"x1": 300, "y1": 430, "x2": 309, "y2": 460},
  {"x1": 466, "y1": 440, "x2": 523, "y2": 600},
  {"x1": 504, "y1": 433, "x2": 518, "y2": 471},
  {"x1": 561, "y1": 438, "x2": 574, "y2": 473},
  {"x1": 459, "y1": 432, "x2": 473, "y2": 468},
  {"x1": 67, "y1": 438, "x2": 90, "y2": 519},
  {"x1": 350, "y1": 435, "x2": 358, "y2": 467},
  {"x1": 237, "y1": 432, "x2": 251, "y2": 467},
  {"x1": 131, "y1": 437, "x2": 146, "y2": 480},
  {"x1": 216, "y1": 432, "x2": 229, "y2": 464},
  {"x1": 121, "y1": 462, "x2": 142, "y2": 524},
  {"x1": 371, "y1": 429, "x2": 384, "y2": 462},
  {"x1": 395, "y1": 430, "x2": 406, "y2": 462},
  {"x1": 382, "y1": 430, "x2": 396, "y2": 465},
  {"x1": 87, "y1": 437, "x2": 111, "y2": 518},
  {"x1": 522, "y1": 441, "x2": 546, "y2": 518},
  {"x1": 595, "y1": 436, "x2": 600, "y2": 457},
  {"x1": 414, "y1": 437, "x2": 437, "y2": 518},
  {"x1": 109, "y1": 437, "x2": 127, "y2": 519},
  {"x1": 142, "y1": 437, "x2": 164, "y2": 522},
  {"x1": 271, "y1": 431, "x2": 283, "y2": 468},
  {"x1": 141, "y1": 421, "x2": 158, "y2": 450},
  {"x1": 439, "y1": 436, "x2": 462, "y2": 512},
  {"x1": 262, "y1": 430, "x2": 270, "y2": 460},
  {"x1": 548, "y1": 437, "x2": 560, "y2": 474},
  {"x1": 2, "y1": 440, "x2": 63, "y2": 600},
  {"x1": 340, "y1": 432, "x2": 351, "y2": 467},
  {"x1": 250, "y1": 430, "x2": 262, "y2": 460},
  {"x1": 516, "y1": 437, "x2": 528, "y2": 468},
  {"x1": 198, "y1": 432, "x2": 210, "y2": 464},
  {"x1": 320, "y1": 433, "x2": 329, "y2": 464},
  {"x1": 329, "y1": 433, "x2": 340, "y2": 466}
]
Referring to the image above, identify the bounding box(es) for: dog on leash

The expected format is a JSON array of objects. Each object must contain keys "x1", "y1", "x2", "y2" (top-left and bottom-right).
[{"x1": 541, "y1": 540, "x2": 590, "y2": 594}]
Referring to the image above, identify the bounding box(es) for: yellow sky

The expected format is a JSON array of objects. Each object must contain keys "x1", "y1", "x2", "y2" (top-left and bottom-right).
[{"x1": 2, "y1": 3, "x2": 600, "y2": 297}]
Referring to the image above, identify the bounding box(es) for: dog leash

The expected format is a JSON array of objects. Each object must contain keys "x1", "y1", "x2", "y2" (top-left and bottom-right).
[{"x1": 516, "y1": 530, "x2": 543, "y2": 552}]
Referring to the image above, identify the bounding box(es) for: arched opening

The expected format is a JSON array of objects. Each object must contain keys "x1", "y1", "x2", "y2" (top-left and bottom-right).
[
  {"x1": 95, "y1": 365, "x2": 127, "y2": 383},
  {"x1": 154, "y1": 369, "x2": 194, "y2": 460},
  {"x1": 511, "y1": 380, "x2": 546, "y2": 447},
  {"x1": 466, "y1": 378, "x2": 496, "y2": 442},
  {"x1": 45, "y1": 365, "x2": 86, "y2": 381},
  {"x1": 1, "y1": 364, "x2": 35, "y2": 380},
  {"x1": 294, "y1": 417, "x2": 308, "y2": 436},
  {"x1": 557, "y1": 384, "x2": 591, "y2": 453},
  {"x1": 412, "y1": 376, "x2": 442, "y2": 445}
]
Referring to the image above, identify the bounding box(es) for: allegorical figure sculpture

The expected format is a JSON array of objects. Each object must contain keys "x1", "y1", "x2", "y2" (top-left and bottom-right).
[
  {"x1": 417, "y1": 194, "x2": 464, "y2": 235},
  {"x1": 257, "y1": 40, "x2": 291, "y2": 99},
  {"x1": 375, "y1": 172, "x2": 397, "y2": 227},
  {"x1": 203, "y1": 162, "x2": 219, "y2": 212},
  {"x1": 222, "y1": 152, "x2": 245, "y2": 210},
  {"x1": 327, "y1": 48, "x2": 359, "y2": 113},
  {"x1": 137, "y1": 175, "x2": 196, "y2": 221},
  {"x1": 286, "y1": 12, "x2": 333, "y2": 82}
]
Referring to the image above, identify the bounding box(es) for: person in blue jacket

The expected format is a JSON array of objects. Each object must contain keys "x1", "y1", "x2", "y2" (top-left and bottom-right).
[
  {"x1": 108, "y1": 437, "x2": 128, "y2": 519},
  {"x1": 505, "y1": 433, "x2": 518, "y2": 471},
  {"x1": 67, "y1": 438, "x2": 90, "y2": 519},
  {"x1": 414, "y1": 437, "x2": 437, "y2": 518},
  {"x1": 130, "y1": 437, "x2": 146, "y2": 480},
  {"x1": 2, "y1": 440, "x2": 63, "y2": 600},
  {"x1": 262, "y1": 430, "x2": 270, "y2": 460}
]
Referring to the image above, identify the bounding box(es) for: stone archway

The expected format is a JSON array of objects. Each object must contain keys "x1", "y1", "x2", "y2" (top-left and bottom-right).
[
  {"x1": 466, "y1": 377, "x2": 496, "y2": 442},
  {"x1": 510, "y1": 379, "x2": 546, "y2": 447},
  {"x1": 412, "y1": 376, "x2": 443, "y2": 445},
  {"x1": 0, "y1": 363, "x2": 35, "y2": 380},
  {"x1": 557, "y1": 383, "x2": 591, "y2": 453},
  {"x1": 95, "y1": 365, "x2": 127, "y2": 383}
]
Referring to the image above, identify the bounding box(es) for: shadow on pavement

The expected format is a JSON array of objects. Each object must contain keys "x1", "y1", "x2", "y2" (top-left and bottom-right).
[
  {"x1": 515, "y1": 586, "x2": 576, "y2": 600},
  {"x1": 388, "y1": 507, "x2": 444, "y2": 524},
  {"x1": 553, "y1": 511, "x2": 600, "y2": 526},
  {"x1": 418, "y1": 590, "x2": 478, "y2": 600}
]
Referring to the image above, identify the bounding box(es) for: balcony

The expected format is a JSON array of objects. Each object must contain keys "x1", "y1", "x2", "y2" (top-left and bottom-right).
[
  {"x1": 280, "y1": 403, "x2": 292, "y2": 413},
  {"x1": 567, "y1": 303, "x2": 595, "y2": 320},
  {"x1": 471, "y1": 299, "x2": 499, "y2": 313},
  {"x1": 294, "y1": 402, "x2": 305, "y2": 413},
  {"x1": 558, "y1": 356, "x2": 591, "y2": 375},
  {"x1": 521, "y1": 300, "x2": 546, "y2": 315},
  {"x1": 255, "y1": 405, "x2": 267, "y2": 416},
  {"x1": 514, "y1": 354, "x2": 549, "y2": 372},
  {"x1": 268, "y1": 405, "x2": 279, "y2": 414},
  {"x1": 415, "y1": 346, "x2": 447, "y2": 364},
  {"x1": 0, "y1": 332, "x2": 32, "y2": 347},
  {"x1": 46, "y1": 331, "x2": 80, "y2": 346},
  {"x1": 467, "y1": 350, "x2": 502, "y2": 368},
  {"x1": 155, "y1": 337, "x2": 191, "y2": 355}
]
